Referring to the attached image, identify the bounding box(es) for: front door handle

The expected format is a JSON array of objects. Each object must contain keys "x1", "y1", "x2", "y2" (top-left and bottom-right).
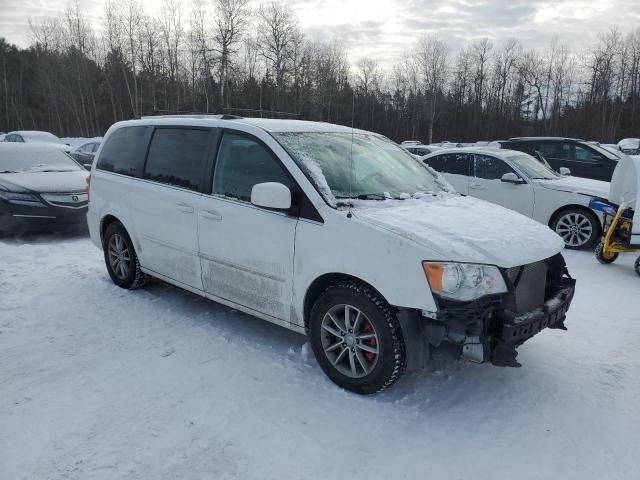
[
  {"x1": 176, "y1": 203, "x2": 194, "y2": 213},
  {"x1": 201, "y1": 209, "x2": 222, "y2": 220}
]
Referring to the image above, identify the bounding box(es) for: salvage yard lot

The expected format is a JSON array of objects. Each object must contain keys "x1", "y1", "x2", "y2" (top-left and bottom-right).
[{"x1": 1, "y1": 235, "x2": 639, "y2": 480}]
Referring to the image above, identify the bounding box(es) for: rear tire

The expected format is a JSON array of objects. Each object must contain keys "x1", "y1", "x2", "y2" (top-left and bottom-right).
[
  {"x1": 551, "y1": 208, "x2": 600, "y2": 249},
  {"x1": 595, "y1": 239, "x2": 618, "y2": 264},
  {"x1": 309, "y1": 281, "x2": 406, "y2": 394},
  {"x1": 103, "y1": 222, "x2": 146, "y2": 289},
  {"x1": 635, "y1": 257, "x2": 640, "y2": 276}
]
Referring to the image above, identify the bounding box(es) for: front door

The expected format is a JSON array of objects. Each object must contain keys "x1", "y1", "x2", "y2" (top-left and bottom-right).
[
  {"x1": 198, "y1": 131, "x2": 298, "y2": 322},
  {"x1": 470, "y1": 154, "x2": 535, "y2": 217}
]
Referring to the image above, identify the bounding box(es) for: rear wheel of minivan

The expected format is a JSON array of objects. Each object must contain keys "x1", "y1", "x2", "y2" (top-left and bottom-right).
[
  {"x1": 309, "y1": 281, "x2": 406, "y2": 394},
  {"x1": 103, "y1": 222, "x2": 146, "y2": 290}
]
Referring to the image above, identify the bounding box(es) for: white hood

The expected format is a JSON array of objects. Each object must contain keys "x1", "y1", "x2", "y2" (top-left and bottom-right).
[
  {"x1": 537, "y1": 176, "x2": 609, "y2": 198},
  {"x1": 0, "y1": 170, "x2": 88, "y2": 193},
  {"x1": 354, "y1": 194, "x2": 565, "y2": 269}
]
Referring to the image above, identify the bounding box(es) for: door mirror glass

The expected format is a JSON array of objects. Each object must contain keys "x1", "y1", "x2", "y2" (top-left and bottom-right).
[
  {"x1": 251, "y1": 182, "x2": 292, "y2": 210},
  {"x1": 501, "y1": 172, "x2": 523, "y2": 184},
  {"x1": 559, "y1": 167, "x2": 571, "y2": 176}
]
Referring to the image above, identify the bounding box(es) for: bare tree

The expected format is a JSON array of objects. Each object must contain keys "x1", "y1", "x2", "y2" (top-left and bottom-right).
[
  {"x1": 212, "y1": 0, "x2": 249, "y2": 108},
  {"x1": 416, "y1": 35, "x2": 448, "y2": 143},
  {"x1": 256, "y1": 1, "x2": 300, "y2": 110}
]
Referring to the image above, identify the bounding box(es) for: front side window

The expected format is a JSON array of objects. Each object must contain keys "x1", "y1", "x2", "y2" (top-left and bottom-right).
[
  {"x1": 144, "y1": 128, "x2": 210, "y2": 192},
  {"x1": 575, "y1": 145, "x2": 594, "y2": 162},
  {"x1": 97, "y1": 126, "x2": 149, "y2": 177},
  {"x1": 212, "y1": 133, "x2": 291, "y2": 202},
  {"x1": 474, "y1": 154, "x2": 514, "y2": 180},
  {"x1": 274, "y1": 132, "x2": 444, "y2": 202}
]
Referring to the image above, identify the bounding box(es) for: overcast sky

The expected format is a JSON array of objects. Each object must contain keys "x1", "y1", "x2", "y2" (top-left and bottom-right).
[{"x1": 1, "y1": 0, "x2": 639, "y2": 68}]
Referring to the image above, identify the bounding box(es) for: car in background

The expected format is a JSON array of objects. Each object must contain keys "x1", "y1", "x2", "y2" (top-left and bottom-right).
[
  {"x1": 3, "y1": 130, "x2": 73, "y2": 153},
  {"x1": 422, "y1": 147, "x2": 609, "y2": 249},
  {"x1": 0, "y1": 143, "x2": 88, "y2": 234},
  {"x1": 0, "y1": 132, "x2": 5, "y2": 142},
  {"x1": 618, "y1": 138, "x2": 640, "y2": 156},
  {"x1": 500, "y1": 137, "x2": 618, "y2": 181},
  {"x1": 401, "y1": 144, "x2": 442, "y2": 157},
  {"x1": 87, "y1": 116, "x2": 575, "y2": 393},
  {"x1": 70, "y1": 140, "x2": 101, "y2": 170}
]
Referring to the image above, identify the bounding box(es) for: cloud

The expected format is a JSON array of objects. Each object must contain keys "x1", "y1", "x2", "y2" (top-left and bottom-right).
[{"x1": 0, "y1": 0, "x2": 638, "y2": 69}]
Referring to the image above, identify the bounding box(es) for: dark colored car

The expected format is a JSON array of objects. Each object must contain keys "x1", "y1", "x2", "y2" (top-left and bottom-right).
[
  {"x1": 500, "y1": 137, "x2": 619, "y2": 181},
  {"x1": 70, "y1": 140, "x2": 101, "y2": 170},
  {"x1": 0, "y1": 143, "x2": 89, "y2": 234}
]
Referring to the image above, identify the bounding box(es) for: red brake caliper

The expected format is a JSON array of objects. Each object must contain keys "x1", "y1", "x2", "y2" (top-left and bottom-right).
[{"x1": 362, "y1": 321, "x2": 377, "y2": 362}]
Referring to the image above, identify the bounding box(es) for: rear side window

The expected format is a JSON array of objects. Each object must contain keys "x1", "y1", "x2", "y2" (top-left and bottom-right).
[
  {"x1": 144, "y1": 128, "x2": 211, "y2": 192},
  {"x1": 475, "y1": 154, "x2": 515, "y2": 180},
  {"x1": 212, "y1": 133, "x2": 291, "y2": 202},
  {"x1": 97, "y1": 126, "x2": 149, "y2": 177},
  {"x1": 427, "y1": 153, "x2": 470, "y2": 175}
]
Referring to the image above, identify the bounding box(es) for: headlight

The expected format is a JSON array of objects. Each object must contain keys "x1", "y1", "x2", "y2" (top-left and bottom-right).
[
  {"x1": 0, "y1": 191, "x2": 41, "y2": 202},
  {"x1": 423, "y1": 261, "x2": 507, "y2": 301}
]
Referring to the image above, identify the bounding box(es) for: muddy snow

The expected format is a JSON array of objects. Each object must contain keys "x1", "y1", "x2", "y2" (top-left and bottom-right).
[{"x1": 1, "y1": 235, "x2": 639, "y2": 479}]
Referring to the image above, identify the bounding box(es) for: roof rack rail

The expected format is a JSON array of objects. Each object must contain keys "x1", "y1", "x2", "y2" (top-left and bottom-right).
[
  {"x1": 223, "y1": 107, "x2": 299, "y2": 118},
  {"x1": 141, "y1": 110, "x2": 242, "y2": 120}
]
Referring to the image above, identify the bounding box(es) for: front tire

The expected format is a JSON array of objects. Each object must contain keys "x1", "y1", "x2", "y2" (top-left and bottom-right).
[
  {"x1": 595, "y1": 239, "x2": 618, "y2": 264},
  {"x1": 103, "y1": 222, "x2": 146, "y2": 289},
  {"x1": 551, "y1": 208, "x2": 600, "y2": 249},
  {"x1": 309, "y1": 281, "x2": 406, "y2": 394},
  {"x1": 635, "y1": 257, "x2": 640, "y2": 276}
]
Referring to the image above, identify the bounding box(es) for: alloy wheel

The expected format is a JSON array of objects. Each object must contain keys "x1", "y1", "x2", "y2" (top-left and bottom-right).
[
  {"x1": 108, "y1": 233, "x2": 131, "y2": 280},
  {"x1": 555, "y1": 212, "x2": 593, "y2": 248},
  {"x1": 320, "y1": 304, "x2": 379, "y2": 378}
]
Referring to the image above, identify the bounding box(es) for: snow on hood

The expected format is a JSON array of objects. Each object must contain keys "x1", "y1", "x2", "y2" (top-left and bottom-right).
[
  {"x1": 536, "y1": 176, "x2": 609, "y2": 198},
  {"x1": 354, "y1": 194, "x2": 565, "y2": 268},
  {"x1": 0, "y1": 170, "x2": 88, "y2": 193}
]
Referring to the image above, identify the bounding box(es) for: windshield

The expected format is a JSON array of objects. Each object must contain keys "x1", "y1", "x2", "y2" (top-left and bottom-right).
[
  {"x1": 0, "y1": 147, "x2": 81, "y2": 172},
  {"x1": 274, "y1": 132, "x2": 445, "y2": 203},
  {"x1": 506, "y1": 152, "x2": 560, "y2": 180},
  {"x1": 580, "y1": 142, "x2": 618, "y2": 161}
]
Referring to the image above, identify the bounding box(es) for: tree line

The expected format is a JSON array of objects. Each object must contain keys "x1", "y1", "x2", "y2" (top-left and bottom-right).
[{"x1": 1, "y1": 0, "x2": 639, "y2": 144}]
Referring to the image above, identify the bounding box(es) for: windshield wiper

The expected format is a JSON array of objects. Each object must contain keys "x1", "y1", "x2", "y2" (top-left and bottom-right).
[
  {"x1": 336, "y1": 193, "x2": 392, "y2": 201},
  {"x1": 0, "y1": 170, "x2": 19, "y2": 173}
]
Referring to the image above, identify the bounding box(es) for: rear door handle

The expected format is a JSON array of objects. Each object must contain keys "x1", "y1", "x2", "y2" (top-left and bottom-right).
[
  {"x1": 201, "y1": 209, "x2": 222, "y2": 220},
  {"x1": 176, "y1": 203, "x2": 194, "y2": 213}
]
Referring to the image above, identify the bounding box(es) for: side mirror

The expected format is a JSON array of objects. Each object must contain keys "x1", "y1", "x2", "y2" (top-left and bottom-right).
[
  {"x1": 251, "y1": 182, "x2": 292, "y2": 210},
  {"x1": 559, "y1": 167, "x2": 571, "y2": 176},
  {"x1": 501, "y1": 172, "x2": 524, "y2": 184}
]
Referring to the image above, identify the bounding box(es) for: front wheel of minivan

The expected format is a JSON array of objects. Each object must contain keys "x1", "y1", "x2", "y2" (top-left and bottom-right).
[
  {"x1": 309, "y1": 281, "x2": 406, "y2": 394},
  {"x1": 103, "y1": 222, "x2": 146, "y2": 290}
]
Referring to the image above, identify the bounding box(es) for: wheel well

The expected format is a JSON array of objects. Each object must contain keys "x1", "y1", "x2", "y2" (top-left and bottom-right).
[
  {"x1": 549, "y1": 204, "x2": 600, "y2": 233},
  {"x1": 303, "y1": 273, "x2": 386, "y2": 331},
  {"x1": 100, "y1": 215, "x2": 122, "y2": 243}
]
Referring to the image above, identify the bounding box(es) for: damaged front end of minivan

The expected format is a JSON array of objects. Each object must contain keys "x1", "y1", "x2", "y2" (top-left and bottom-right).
[{"x1": 399, "y1": 253, "x2": 576, "y2": 369}]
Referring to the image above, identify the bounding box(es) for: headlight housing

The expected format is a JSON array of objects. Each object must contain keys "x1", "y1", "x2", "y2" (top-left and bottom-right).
[
  {"x1": 423, "y1": 261, "x2": 507, "y2": 301},
  {"x1": 0, "y1": 191, "x2": 42, "y2": 203}
]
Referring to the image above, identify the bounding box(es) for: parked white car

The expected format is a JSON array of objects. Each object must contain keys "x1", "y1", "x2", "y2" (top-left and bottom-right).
[
  {"x1": 618, "y1": 138, "x2": 640, "y2": 155},
  {"x1": 88, "y1": 117, "x2": 575, "y2": 393},
  {"x1": 422, "y1": 147, "x2": 609, "y2": 249},
  {"x1": 3, "y1": 130, "x2": 72, "y2": 152}
]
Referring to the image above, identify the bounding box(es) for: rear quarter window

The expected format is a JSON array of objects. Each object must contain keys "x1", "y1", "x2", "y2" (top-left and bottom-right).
[{"x1": 96, "y1": 126, "x2": 150, "y2": 177}]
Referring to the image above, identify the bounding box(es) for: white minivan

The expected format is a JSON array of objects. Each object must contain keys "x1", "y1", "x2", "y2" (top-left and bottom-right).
[{"x1": 87, "y1": 116, "x2": 576, "y2": 394}]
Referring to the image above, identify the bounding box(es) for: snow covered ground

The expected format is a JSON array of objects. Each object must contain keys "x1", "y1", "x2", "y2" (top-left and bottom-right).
[{"x1": 1, "y1": 234, "x2": 639, "y2": 479}]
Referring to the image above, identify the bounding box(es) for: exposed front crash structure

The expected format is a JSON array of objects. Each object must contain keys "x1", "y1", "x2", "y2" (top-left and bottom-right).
[{"x1": 400, "y1": 254, "x2": 576, "y2": 369}]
